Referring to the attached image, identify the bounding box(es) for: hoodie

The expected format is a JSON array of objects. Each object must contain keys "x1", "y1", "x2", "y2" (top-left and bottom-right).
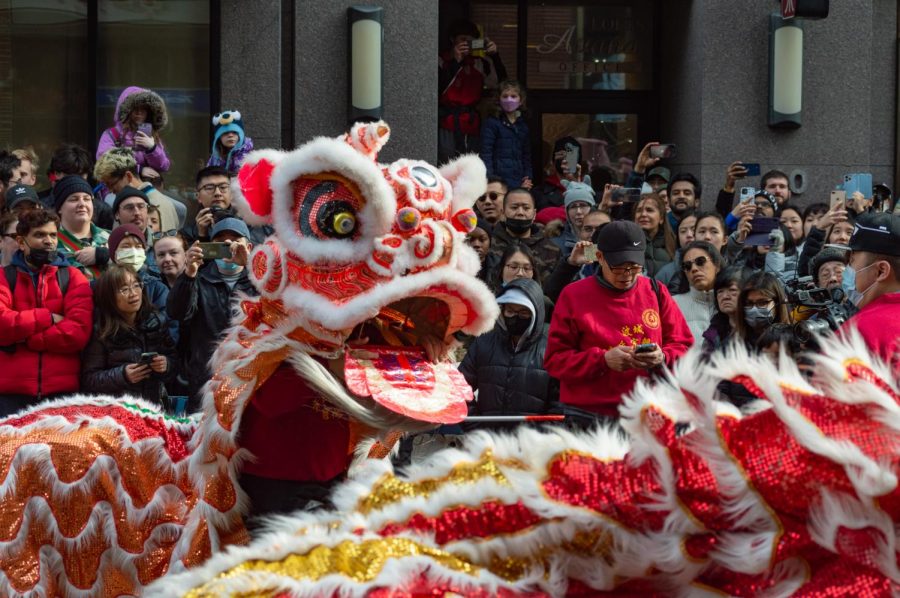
[
  {"x1": 96, "y1": 86, "x2": 171, "y2": 173},
  {"x1": 459, "y1": 278, "x2": 559, "y2": 416}
]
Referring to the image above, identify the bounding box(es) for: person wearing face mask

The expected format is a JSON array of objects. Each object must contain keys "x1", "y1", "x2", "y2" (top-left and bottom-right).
[
  {"x1": 0, "y1": 209, "x2": 93, "y2": 415},
  {"x1": 106, "y1": 225, "x2": 171, "y2": 327},
  {"x1": 490, "y1": 189, "x2": 560, "y2": 284},
  {"x1": 733, "y1": 272, "x2": 790, "y2": 350},
  {"x1": 479, "y1": 80, "x2": 533, "y2": 192},
  {"x1": 544, "y1": 221, "x2": 692, "y2": 421},
  {"x1": 167, "y1": 217, "x2": 257, "y2": 407},
  {"x1": 458, "y1": 278, "x2": 558, "y2": 422},
  {"x1": 840, "y1": 213, "x2": 900, "y2": 372}
]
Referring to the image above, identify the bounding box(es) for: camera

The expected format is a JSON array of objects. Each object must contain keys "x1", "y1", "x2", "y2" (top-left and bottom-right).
[{"x1": 785, "y1": 276, "x2": 856, "y2": 346}]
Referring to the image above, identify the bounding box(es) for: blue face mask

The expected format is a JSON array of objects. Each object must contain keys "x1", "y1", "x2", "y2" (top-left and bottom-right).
[
  {"x1": 842, "y1": 262, "x2": 877, "y2": 306},
  {"x1": 215, "y1": 258, "x2": 240, "y2": 274}
]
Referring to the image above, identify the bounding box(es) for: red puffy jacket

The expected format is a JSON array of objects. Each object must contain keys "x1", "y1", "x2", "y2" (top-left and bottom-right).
[{"x1": 0, "y1": 259, "x2": 93, "y2": 398}]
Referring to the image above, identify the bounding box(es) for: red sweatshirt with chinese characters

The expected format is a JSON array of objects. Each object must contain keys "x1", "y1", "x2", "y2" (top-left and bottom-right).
[{"x1": 544, "y1": 275, "x2": 693, "y2": 417}]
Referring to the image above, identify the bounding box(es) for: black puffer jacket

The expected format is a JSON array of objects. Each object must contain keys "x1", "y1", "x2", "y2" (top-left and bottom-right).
[
  {"x1": 81, "y1": 310, "x2": 177, "y2": 408},
  {"x1": 167, "y1": 262, "x2": 259, "y2": 407},
  {"x1": 459, "y1": 278, "x2": 559, "y2": 416}
]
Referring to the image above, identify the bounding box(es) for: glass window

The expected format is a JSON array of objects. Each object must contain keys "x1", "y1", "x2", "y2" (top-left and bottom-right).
[
  {"x1": 97, "y1": 0, "x2": 210, "y2": 195},
  {"x1": 541, "y1": 113, "x2": 637, "y2": 183},
  {"x1": 0, "y1": 2, "x2": 89, "y2": 187},
  {"x1": 470, "y1": 2, "x2": 519, "y2": 80},
  {"x1": 526, "y1": 1, "x2": 654, "y2": 91}
]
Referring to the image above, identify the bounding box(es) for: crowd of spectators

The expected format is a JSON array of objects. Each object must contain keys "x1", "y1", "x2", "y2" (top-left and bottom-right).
[{"x1": 0, "y1": 67, "x2": 899, "y2": 441}]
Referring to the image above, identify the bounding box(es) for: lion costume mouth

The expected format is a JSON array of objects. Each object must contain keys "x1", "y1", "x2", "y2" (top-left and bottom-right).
[{"x1": 343, "y1": 295, "x2": 474, "y2": 424}]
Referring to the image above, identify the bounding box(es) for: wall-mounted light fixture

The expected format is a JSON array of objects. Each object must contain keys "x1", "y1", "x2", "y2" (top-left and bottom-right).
[
  {"x1": 768, "y1": 13, "x2": 804, "y2": 128},
  {"x1": 348, "y1": 6, "x2": 384, "y2": 125}
]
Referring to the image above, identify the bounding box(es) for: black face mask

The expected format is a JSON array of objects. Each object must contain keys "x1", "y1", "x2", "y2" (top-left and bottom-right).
[
  {"x1": 26, "y1": 247, "x2": 53, "y2": 268},
  {"x1": 504, "y1": 315, "x2": 530, "y2": 336},
  {"x1": 505, "y1": 218, "x2": 533, "y2": 235}
]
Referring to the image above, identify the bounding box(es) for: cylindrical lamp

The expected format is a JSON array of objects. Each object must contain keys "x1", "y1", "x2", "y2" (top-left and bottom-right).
[
  {"x1": 769, "y1": 13, "x2": 804, "y2": 128},
  {"x1": 348, "y1": 6, "x2": 384, "y2": 124}
]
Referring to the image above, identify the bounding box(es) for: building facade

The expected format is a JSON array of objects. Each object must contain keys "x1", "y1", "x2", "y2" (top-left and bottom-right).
[{"x1": 0, "y1": 0, "x2": 896, "y2": 207}]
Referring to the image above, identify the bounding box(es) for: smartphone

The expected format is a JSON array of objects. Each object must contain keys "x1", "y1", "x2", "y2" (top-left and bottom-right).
[
  {"x1": 830, "y1": 189, "x2": 846, "y2": 211},
  {"x1": 564, "y1": 145, "x2": 580, "y2": 174},
  {"x1": 746, "y1": 217, "x2": 780, "y2": 247},
  {"x1": 139, "y1": 352, "x2": 158, "y2": 364},
  {"x1": 612, "y1": 187, "x2": 642, "y2": 203},
  {"x1": 635, "y1": 343, "x2": 658, "y2": 353},
  {"x1": 468, "y1": 38, "x2": 485, "y2": 51},
  {"x1": 742, "y1": 163, "x2": 761, "y2": 177},
  {"x1": 739, "y1": 187, "x2": 755, "y2": 203},
  {"x1": 137, "y1": 123, "x2": 153, "y2": 136},
  {"x1": 842, "y1": 173, "x2": 873, "y2": 199},
  {"x1": 649, "y1": 144, "x2": 676, "y2": 160},
  {"x1": 198, "y1": 242, "x2": 233, "y2": 260},
  {"x1": 584, "y1": 244, "x2": 598, "y2": 262}
]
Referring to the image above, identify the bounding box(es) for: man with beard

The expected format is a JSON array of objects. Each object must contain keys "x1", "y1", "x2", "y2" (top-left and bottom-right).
[
  {"x1": 666, "y1": 173, "x2": 702, "y2": 234},
  {"x1": 715, "y1": 164, "x2": 792, "y2": 219},
  {"x1": 490, "y1": 188, "x2": 560, "y2": 283}
]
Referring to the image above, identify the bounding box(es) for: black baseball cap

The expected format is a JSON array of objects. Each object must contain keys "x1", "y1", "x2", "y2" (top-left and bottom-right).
[
  {"x1": 594, "y1": 220, "x2": 645, "y2": 267},
  {"x1": 5, "y1": 184, "x2": 40, "y2": 210},
  {"x1": 849, "y1": 212, "x2": 900, "y2": 256}
]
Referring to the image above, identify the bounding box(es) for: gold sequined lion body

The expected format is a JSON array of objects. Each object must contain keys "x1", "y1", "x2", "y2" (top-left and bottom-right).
[{"x1": 0, "y1": 122, "x2": 500, "y2": 596}]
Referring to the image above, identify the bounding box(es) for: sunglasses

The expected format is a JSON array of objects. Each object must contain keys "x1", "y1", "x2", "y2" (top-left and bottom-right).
[
  {"x1": 478, "y1": 191, "x2": 504, "y2": 202},
  {"x1": 152, "y1": 229, "x2": 179, "y2": 241},
  {"x1": 681, "y1": 256, "x2": 709, "y2": 271}
]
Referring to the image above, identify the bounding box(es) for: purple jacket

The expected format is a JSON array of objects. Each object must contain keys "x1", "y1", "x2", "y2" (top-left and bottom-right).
[{"x1": 96, "y1": 86, "x2": 171, "y2": 173}]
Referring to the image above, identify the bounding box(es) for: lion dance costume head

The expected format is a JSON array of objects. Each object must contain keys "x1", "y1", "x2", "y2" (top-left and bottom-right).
[{"x1": 0, "y1": 122, "x2": 498, "y2": 596}]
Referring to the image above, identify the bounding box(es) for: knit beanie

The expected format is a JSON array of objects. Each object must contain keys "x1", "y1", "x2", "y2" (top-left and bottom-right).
[
  {"x1": 51, "y1": 175, "x2": 94, "y2": 212},
  {"x1": 108, "y1": 224, "x2": 147, "y2": 255},
  {"x1": 211, "y1": 110, "x2": 246, "y2": 160},
  {"x1": 562, "y1": 175, "x2": 596, "y2": 210},
  {"x1": 112, "y1": 186, "x2": 149, "y2": 215}
]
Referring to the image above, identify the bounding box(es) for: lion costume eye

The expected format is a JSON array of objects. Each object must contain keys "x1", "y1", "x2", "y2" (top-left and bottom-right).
[{"x1": 294, "y1": 178, "x2": 362, "y2": 240}]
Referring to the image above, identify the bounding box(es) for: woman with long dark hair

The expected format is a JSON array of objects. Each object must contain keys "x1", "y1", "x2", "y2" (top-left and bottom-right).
[
  {"x1": 81, "y1": 264, "x2": 177, "y2": 409},
  {"x1": 733, "y1": 271, "x2": 791, "y2": 349}
]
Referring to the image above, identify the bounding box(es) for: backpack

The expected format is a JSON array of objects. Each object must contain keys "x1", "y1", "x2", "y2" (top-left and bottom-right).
[{"x1": 0, "y1": 265, "x2": 71, "y2": 354}]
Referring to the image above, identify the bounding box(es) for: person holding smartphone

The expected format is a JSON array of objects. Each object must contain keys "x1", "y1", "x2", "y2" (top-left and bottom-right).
[
  {"x1": 167, "y1": 218, "x2": 257, "y2": 408},
  {"x1": 96, "y1": 86, "x2": 171, "y2": 180},
  {"x1": 544, "y1": 221, "x2": 692, "y2": 422},
  {"x1": 81, "y1": 264, "x2": 176, "y2": 410}
]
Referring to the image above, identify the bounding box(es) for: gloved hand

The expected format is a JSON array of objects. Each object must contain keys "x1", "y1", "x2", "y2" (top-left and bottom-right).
[{"x1": 768, "y1": 228, "x2": 785, "y2": 253}]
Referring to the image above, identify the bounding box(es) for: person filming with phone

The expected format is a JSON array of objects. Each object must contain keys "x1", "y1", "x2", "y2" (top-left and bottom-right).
[
  {"x1": 544, "y1": 220, "x2": 692, "y2": 422},
  {"x1": 167, "y1": 217, "x2": 257, "y2": 407}
]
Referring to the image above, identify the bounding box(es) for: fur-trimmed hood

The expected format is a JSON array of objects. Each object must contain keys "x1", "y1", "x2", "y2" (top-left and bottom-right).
[{"x1": 115, "y1": 86, "x2": 168, "y2": 131}]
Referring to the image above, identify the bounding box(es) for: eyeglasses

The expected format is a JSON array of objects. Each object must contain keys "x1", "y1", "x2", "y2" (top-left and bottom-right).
[
  {"x1": 198, "y1": 183, "x2": 230, "y2": 194},
  {"x1": 504, "y1": 262, "x2": 533, "y2": 274},
  {"x1": 745, "y1": 298, "x2": 775, "y2": 309},
  {"x1": 120, "y1": 202, "x2": 148, "y2": 212},
  {"x1": 568, "y1": 203, "x2": 591, "y2": 213},
  {"x1": 681, "y1": 256, "x2": 709, "y2": 271},
  {"x1": 117, "y1": 282, "x2": 144, "y2": 296},
  {"x1": 152, "y1": 229, "x2": 179, "y2": 240},
  {"x1": 478, "y1": 191, "x2": 504, "y2": 202},
  {"x1": 609, "y1": 264, "x2": 643, "y2": 275}
]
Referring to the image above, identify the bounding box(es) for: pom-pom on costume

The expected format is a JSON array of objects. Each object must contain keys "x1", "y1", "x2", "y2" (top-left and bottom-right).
[{"x1": 0, "y1": 122, "x2": 499, "y2": 596}]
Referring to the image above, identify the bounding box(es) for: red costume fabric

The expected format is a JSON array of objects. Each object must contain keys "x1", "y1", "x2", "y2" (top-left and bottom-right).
[
  {"x1": 845, "y1": 291, "x2": 900, "y2": 373},
  {"x1": 544, "y1": 275, "x2": 692, "y2": 416},
  {"x1": 239, "y1": 363, "x2": 351, "y2": 481},
  {"x1": 0, "y1": 263, "x2": 93, "y2": 396}
]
